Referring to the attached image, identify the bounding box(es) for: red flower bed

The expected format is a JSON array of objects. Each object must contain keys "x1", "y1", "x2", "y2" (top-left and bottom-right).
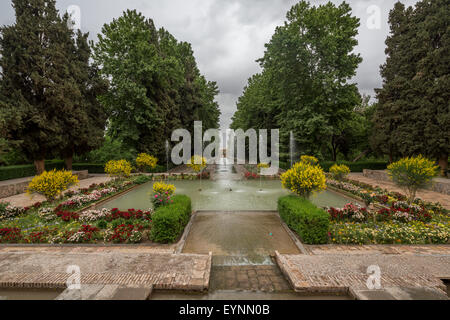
[
  {"x1": 56, "y1": 210, "x2": 80, "y2": 222},
  {"x1": 0, "y1": 228, "x2": 22, "y2": 243},
  {"x1": 107, "y1": 224, "x2": 144, "y2": 243},
  {"x1": 245, "y1": 172, "x2": 259, "y2": 179},
  {"x1": 108, "y1": 208, "x2": 152, "y2": 221}
]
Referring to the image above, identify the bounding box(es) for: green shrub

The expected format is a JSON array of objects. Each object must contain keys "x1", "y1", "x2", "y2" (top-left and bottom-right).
[
  {"x1": 321, "y1": 160, "x2": 388, "y2": 172},
  {"x1": 280, "y1": 160, "x2": 388, "y2": 173},
  {"x1": 150, "y1": 195, "x2": 192, "y2": 243},
  {"x1": 72, "y1": 163, "x2": 105, "y2": 173},
  {"x1": 96, "y1": 220, "x2": 108, "y2": 229},
  {"x1": 278, "y1": 195, "x2": 330, "y2": 244},
  {"x1": 329, "y1": 164, "x2": 351, "y2": 180},
  {"x1": 0, "y1": 160, "x2": 65, "y2": 181},
  {"x1": 387, "y1": 155, "x2": 439, "y2": 203}
]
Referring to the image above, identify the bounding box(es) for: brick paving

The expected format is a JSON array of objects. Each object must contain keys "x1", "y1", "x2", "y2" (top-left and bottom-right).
[
  {"x1": 276, "y1": 252, "x2": 450, "y2": 294},
  {"x1": 348, "y1": 173, "x2": 450, "y2": 209},
  {"x1": 0, "y1": 250, "x2": 211, "y2": 291},
  {"x1": 210, "y1": 265, "x2": 292, "y2": 292},
  {"x1": 306, "y1": 244, "x2": 450, "y2": 256}
]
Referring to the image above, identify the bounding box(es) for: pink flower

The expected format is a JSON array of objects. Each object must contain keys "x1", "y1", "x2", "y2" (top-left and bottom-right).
[{"x1": 155, "y1": 194, "x2": 158, "y2": 198}]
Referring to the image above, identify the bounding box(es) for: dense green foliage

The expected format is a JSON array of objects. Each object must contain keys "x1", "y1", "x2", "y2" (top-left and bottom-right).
[
  {"x1": 0, "y1": 161, "x2": 113, "y2": 181},
  {"x1": 371, "y1": 0, "x2": 450, "y2": 175},
  {"x1": 0, "y1": 0, "x2": 107, "y2": 173},
  {"x1": 278, "y1": 195, "x2": 330, "y2": 244},
  {"x1": 150, "y1": 195, "x2": 192, "y2": 243},
  {"x1": 231, "y1": 1, "x2": 365, "y2": 162},
  {"x1": 93, "y1": 10, "x2": 220, "y2": 162}
]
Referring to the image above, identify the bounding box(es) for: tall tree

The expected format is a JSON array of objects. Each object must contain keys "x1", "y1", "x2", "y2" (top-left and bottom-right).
[
  {"x1": 372, "y1": 0, "x2": 449, "y2": 175},
  {"x1": 231, "y1": 1, "x2": 362, "y2": 162},
  {"x1": 0, "y1": 0, "x2": 108, "y2": 173},
  {"x1": 59, "y1": 30, "x2": 108, "y2": 170},
  {"x1": 0, "y1": 0, "x2": 72, "y2": 173},
  {"x1": 93, "y1": 10, "x2": 220, "y2": 160}
]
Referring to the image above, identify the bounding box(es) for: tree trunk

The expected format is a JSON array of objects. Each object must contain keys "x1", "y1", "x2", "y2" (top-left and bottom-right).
[
  {"x1": 34, "y1": 159, "x2": 45, "y2": 175},
  {"x1": 65, "y1": 156, "x2": 73, "y2": 171},
  {"x1": 438, "y1": 153, "x2": 448, "y2": 177}
]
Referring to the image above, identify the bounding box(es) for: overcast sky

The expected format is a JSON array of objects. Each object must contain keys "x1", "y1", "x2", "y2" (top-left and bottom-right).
[{"x1": 0, "y1": 0, "x2": 420, "y2": 131}]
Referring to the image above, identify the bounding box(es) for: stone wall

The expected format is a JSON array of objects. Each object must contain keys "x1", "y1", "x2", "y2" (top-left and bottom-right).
[
  {"x1": 363, "y1": 169, "x2": 450, "y2": 195},
  {"x1": 0, "y1": 170, "x2": 89, "y2": 199}
]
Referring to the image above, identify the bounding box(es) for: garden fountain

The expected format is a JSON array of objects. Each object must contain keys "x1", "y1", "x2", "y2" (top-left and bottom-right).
[
  {"x1": 290, "y1": 131, "x2": 296, "y2": 168},
  {"x1": 165, "y1": 140, "x2": 170, "y2": 174}
]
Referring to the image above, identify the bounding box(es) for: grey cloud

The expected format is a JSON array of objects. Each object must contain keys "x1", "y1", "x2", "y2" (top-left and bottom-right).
[{"x1": 0, "y1": 0, "x2": 420, "y2": 131}]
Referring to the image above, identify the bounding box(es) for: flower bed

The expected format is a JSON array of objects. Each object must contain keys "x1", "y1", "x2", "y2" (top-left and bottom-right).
[
  {"x1": 329, "y1": 220, "x2": 449, "y2": 245},
  {"x1": 243, "y1": 165, "x2": 279, "y2": 180},
  {"x1": 0, "y1": 175, "x2": 193, "y2": 245},
  {"x1": 327, "y1": 201, "x2": 449, "y2": 245},
  {"x1": 326, "y1": 177, "x2": 447, "y2": 216},
  {"x1": 0, "y1": 175, "x2": 154, "y2": 244}
]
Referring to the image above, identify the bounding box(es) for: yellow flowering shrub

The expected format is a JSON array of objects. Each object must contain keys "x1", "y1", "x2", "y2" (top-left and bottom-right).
[
  {"x1": 27, "y1": 169, "x2": 79, "y2": 200},
  {"x1": 257, "y1": 163, "x2": 269, "y2": 169},
  {"x1": 153, "y1": 181, "x2": 176, "y2": 195},
  {"x1": 281, "y1": 161, "x2": 326, "y2": 198},
  {"x1": 387, "y1": 155, "x2": 438, "y2": 203},
  {"x1": 136, "y1": 153, "x2": 158, "y2": 172},
  {"x1": 187, "y1": 155, "x2": 207, "y2": 173},
  {"x1": 300, "y1": 155, "x2": 319, "y2": 165},
  {"x1": 105, "y1": 160, "x2": 132, "y2": 178},
  {"x1": 329, "y1": 164, "x2": 351, "y2": 181}
]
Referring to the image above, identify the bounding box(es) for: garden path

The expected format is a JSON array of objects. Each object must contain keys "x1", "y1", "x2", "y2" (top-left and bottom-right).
[
  {"x1": 0, "y1": 175, "x2": 112, "y2": 207},
  {"x1": 348, "y1": 173, "x2": 450, "y2": 209}
]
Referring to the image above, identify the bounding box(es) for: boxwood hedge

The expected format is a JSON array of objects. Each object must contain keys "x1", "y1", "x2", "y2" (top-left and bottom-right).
[
  {"x1": 150, "y1": 195, "x2": 192, "y2": 243},
  {"x1": 278, "y1": 195, "x2": 330, "y2": 244}
]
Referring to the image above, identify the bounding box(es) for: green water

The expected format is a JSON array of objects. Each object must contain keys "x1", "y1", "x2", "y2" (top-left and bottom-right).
[{"x1": 98, "y1": 180, "x2": 358, "y2": 211}]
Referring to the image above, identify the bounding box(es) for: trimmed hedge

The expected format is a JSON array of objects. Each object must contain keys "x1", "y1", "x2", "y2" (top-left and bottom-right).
[
  {"x1": 320, "y1": 161, "x2": 388, "y2": 173},
  {"x1": 278, "y1": 195, "x2": 330, "y2": 244},
  {"x1": 72, "y1": 163, "x2": 105, "y2": 174},
  {"x1": 0, "y1": 162, "x2": 170, "y2": 181},
  {"x1": 150, "y1": 195, "x2": 192, "y2": 243},
  {"x1": 280, "y1": 160, "x2": 388, "y2": 173},
  {"x1": 0, "y1": 160, "x2": 65, "y2": 181}
]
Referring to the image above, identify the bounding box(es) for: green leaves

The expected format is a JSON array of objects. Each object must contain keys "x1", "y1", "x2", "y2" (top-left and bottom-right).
[
  {"x1": 93, "y1": 10, "x2": 220, "y2": 160},
  {"x1": 372, "y1": 0, "x2": 449, "y2": 174},
  {"x1": 232, "y1": 0, "x2": 362, "y2": 161}
]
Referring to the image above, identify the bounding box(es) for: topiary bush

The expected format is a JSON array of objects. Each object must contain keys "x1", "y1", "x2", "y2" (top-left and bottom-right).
[
  {"x1": 278, "y1": 195, "x2": 330, "y2": 244},
  {"x1": 150, "y1": 195, "x2": 192, "y2": 243}
]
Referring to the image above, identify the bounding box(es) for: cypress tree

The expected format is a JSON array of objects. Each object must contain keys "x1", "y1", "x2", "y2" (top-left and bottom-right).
[{"x1": 373, "y1": 0, "x2": 449, "y2": 175}]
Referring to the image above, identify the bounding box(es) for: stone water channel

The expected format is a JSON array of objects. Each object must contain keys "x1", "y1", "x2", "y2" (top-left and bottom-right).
[{"x1": 158, "y1": 161, "x2": 352, "y2": 300}]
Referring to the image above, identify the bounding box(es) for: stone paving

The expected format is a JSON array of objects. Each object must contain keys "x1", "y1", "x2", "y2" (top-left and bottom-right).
[
  {"x1": 305, "y1": 244, "x2": 450, "y2": 256},
  {"x1": 0, "y1": 250, "x2": 211, "y2": 291},
  {"x1": 0, "y1": 175, "x2": 112, "y2": 208},
  {"x1": 348, "y1": 173, "x2": 450, "y2": 209},
  {"x1": 276, "y1": 251, "x2": 450, "y2": 295},
  {"x1": 210, "y1": 265, "x2": 292, "y2": 292}
]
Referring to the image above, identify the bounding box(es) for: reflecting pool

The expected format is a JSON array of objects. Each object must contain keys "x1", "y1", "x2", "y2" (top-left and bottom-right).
[{"x1": 99, "y1": 180, "x2": 358, "y2": 211}]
